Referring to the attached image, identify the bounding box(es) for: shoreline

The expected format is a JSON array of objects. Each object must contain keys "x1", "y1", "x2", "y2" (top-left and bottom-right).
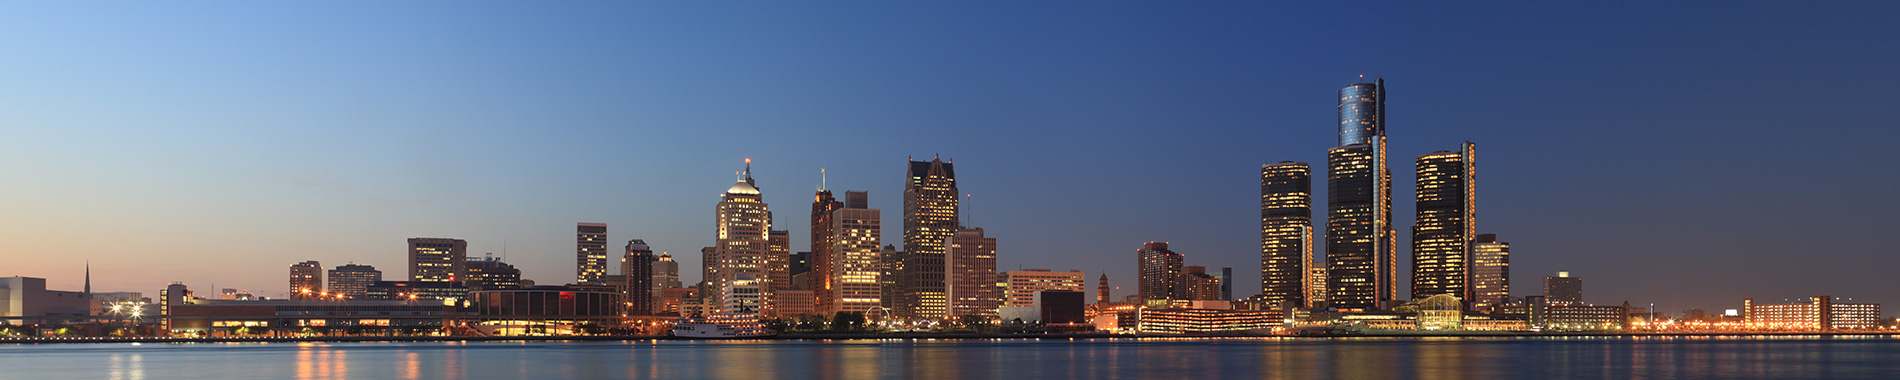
[{"x1": 3, "y1": 332, "x2": 1896, "y2": 344}]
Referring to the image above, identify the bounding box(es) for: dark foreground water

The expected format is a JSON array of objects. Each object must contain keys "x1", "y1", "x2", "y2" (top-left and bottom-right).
[{"x1": 4, "y1": 336, "x2": 1900, "y2": 380}]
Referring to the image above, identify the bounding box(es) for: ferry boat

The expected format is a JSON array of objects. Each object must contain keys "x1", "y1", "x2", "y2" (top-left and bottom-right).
[{"x1": 671, "y1": 312, "x2": 774, "y2": 339}]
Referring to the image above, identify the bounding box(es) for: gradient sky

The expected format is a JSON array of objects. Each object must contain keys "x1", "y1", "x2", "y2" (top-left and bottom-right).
[{"x1": 3, "y1": 2, "x2": 1896, "y2": 313}]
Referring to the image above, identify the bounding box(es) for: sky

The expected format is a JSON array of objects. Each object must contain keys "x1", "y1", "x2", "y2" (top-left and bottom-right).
[{"x1": 2, "y1": 2, "x2": 1896, "y2": 313}]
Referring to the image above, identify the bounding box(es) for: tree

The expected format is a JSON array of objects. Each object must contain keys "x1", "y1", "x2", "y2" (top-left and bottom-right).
[{"x1": 831, "y1": 312, "x2": 866, "y2": 332}]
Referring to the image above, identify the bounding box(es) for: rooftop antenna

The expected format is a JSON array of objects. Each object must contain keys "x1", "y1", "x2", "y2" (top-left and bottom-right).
[
  {"x1": 820, "y1": 166, "x2": 828, "y2": 191},
  {"x1": 964, "y1": 193, "x2": 974, "y2": 228}
]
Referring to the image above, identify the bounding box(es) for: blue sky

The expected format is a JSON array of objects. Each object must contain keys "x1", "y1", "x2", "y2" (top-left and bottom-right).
[{"x1": 2, "y1": 2, "x2": 1896, "y2": 311}]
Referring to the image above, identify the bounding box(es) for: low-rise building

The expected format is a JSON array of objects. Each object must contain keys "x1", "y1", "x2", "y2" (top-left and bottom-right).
[
  {"x1": 1745, "y1": 296, "x2": 1881, "y2": 331},
  {"x1": 1137, "y1": 308, "x2": 1276, "y2": 334}
]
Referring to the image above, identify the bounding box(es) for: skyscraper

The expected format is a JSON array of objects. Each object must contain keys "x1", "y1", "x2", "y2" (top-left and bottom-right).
[
  {"x1": 1219, "y1": 267, "x2": 1233, "y2": 301},
  {"x1": 879, "y1": 244, "x2": 901, "y2": 311},
  {"x1": 290, "y1": 261, "x2": 322, "y2": 300},
  {"x1": 1469, "y1": 234, "x2": 1511, "y2": 311},
  {"x1": 1544, "y1": 271, "x2": 1582, "y2": 305},
  {"x1": 947, "y1": 227, "x2": 998, "y2": 318},
  {"x1": 899, "y1": 156, "x2": 958, "y2": 320},
  {"x1": 709, "y1": 160, "x2": 771, "y2": 313},
  {"x1": 652, "y1": 252, "x2": 680, "y2": 313},
  {"x1": 622, "y1": 239, "x2": 657, "y2": 315},
  {"x1": 1260, "y1": 161, "x2": 1312, "y2": 308},
  {"x1": 1097, "y1": 273, "x2": 1111, "y2": 304},
  {"x1": 766, "y1": 229, "x2": 791, "y2": 315},
  {"x1": 1137, "y1": 242, "x2": 1185, "y2": 303},
  {"x1": 1411, "y1": 142, "x2": 1477, "y2": 302},
  {"x1": 327, "y1": 264, "x2": 381, "y2": 300},
  {"x1": 826, "y1": 190, "x2": 882, "y2": 316},
  {"x1": 464, "y1": 257, "x2": 522, "y2": 290},
  {"x1": 1184, "y1": 266, "x2": 1222, "y2": 301},
  {"x1": 809, "y1": 187, "x2": 845, "y2": 309},
  {"x1": 577, "y1": 223, "x2": 608, "y2": 285},
  {"x1": 408, "y1": 238, "x2": 467, "y2": 284},
  {"x1": 1326, "y1": 79, "x2": 1395, "y2": 311},
  {"x1": 1306, "y1": 262, "x2": 1328, "y2": 307}
]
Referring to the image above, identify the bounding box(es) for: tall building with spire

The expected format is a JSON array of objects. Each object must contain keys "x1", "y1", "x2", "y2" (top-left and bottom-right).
[
  {"x1": 947, "y1": 227, "x2": 998, "y2": 318},
  {"x1": 709, "y1": 159, "x2": 772, "y2": 313},
  {"x1": 1326, "y1": 79, "x2": 1396, "y2": 311},
  {"x1": 1097, "y1": 273, "x2": 1110, "y2": 304},
  {"x1": 577, "y1": 223, "x2": 608, "y2": 285},
  {"x1": 1260, "y1": 161, "x2": 1312, "y2": 309},
  {"x1": 1411, "y1": 142, "x2": 1477, "y2": 302},
  {"x1": 290, "y1": 261, "x2": 322, "y2": 300},
  {"x1": 824, "y1": 190, "x2": 882, "y2": 315},
  {"x1": 809, "y1": 174, "x2": 846, "y2": 313},
  {"x1": 899, "y1": 156, "x2": 958, "y2": 320}
]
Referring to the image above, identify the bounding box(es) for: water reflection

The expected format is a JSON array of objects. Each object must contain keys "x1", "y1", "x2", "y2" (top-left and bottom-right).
[{"x1": 108, "y1": 352, "x2": 144, "y2": 380}]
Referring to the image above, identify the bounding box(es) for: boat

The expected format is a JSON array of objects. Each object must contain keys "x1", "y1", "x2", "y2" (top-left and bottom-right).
[{"x1": 671, "y1": 312, "x2": 775, "y2": 339}]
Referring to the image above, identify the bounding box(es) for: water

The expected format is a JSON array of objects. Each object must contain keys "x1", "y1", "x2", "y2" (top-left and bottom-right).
[{"x1": 4, "y1": 336, "x2": 1899, "y2": 379}]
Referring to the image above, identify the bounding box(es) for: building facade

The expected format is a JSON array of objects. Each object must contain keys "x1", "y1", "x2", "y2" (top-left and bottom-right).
[
  {"x1": 899, "y1": 157, "x2": 958, "y2": 320},
  {"x1": 809, "y1": 189, "x2": 845, "y2": 310},
  {"x1": 1544, "y1": 271, "x2": 1582, "y2": 305},
  {"x1": 1260, "y1": 161, "x2": 1311, "y2": 309},
  {"x1": 408, "y1": 238, "x2": 467, "y2": 284},
  {"x1": 1745, "y1": 296, "x2": 1882, "y2": 330},
  {"x1": 1184, "y1": 266, "x2": 1222, "y2": 301},
  {"x1": 1002, "y1": 269, "x2": 1086, "y2": 307},
  {"x1": 948, "y1": 228, "x2": 999, "y2": 319},
  {"x1": 1411, "y1": 143, "x2": 1477, "y2": 302},
  {"x1": 327, "y1": 264, "x2": 381, "y2": 300},
  {"x1": 576, "y1": 223, "x2": 609, "y2": 285},
  {"x1": 710, "y1": 161, "x2": 772, "y2": 314},
  {"x1": 825, "y1": 192, "x2": 883, "y2": 316},
  {"x1": 621, "y1": 240, "x2": 657, "y2": 315},
  {"x1": 290, "y1": 261, "x2": 323, "y2": 300},
  {"x1": 652, "y1": 252, "x2": 680, "y2": 313},
  {"x1": 464, "y1": 258, "x2": 522, "y2": 291},
  {"x1": 1137, "y1": 242, "x2": 1185, "y2": 303},
  {"x1": 1469, "y1": 234, "x2": 1511, "y2": 311},
  {"x1": 1097, "y1": 274, "x2": 1111, "y2": 304},
  {"x1": 1326, "y1": 79, "x2": 1395, "y2": 311}
]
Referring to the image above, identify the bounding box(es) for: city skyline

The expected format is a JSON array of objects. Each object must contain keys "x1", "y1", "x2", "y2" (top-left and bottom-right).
[{"x1": 4, "y1": 2, "x2": 1898, "y2": 314}]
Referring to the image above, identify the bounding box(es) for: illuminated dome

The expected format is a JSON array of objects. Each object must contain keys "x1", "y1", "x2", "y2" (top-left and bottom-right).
[{"x1": 726, "y1": 181, "x2": 760, "y2": 195}]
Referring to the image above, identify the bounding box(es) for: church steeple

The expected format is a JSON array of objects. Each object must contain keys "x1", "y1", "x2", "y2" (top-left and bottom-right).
[{"x1": 84, "y1": 261, "x2": 92, "y2": 296}]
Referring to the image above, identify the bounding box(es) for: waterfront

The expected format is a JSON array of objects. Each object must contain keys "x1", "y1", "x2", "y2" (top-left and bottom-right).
[{"x1": 4, "y1": 336, "x2": 1899, "y2": 380}]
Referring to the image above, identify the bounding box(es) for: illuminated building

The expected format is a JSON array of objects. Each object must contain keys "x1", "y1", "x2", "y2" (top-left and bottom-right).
[
  {"x1": 709, "y1": 160, "x2": 772, "y2": 314},
  {"x1": 1543, "y1": 271, "x2": 1582, "y2": 305},
  {"x1": 620, "y1": 240, "x2": 656, "y2": 315},
  {"x1": 1137, "y1": 308, "x2": 1277, "y2": 334},
  {"x1": 364, "y1": 281, "x2": 468, "y2": 301},
  {"x1": 1219, "y1": 267, "x2": 1233, "y2": 301},
  {"x1": 1097, "y1": 273, "x2": 1111, "y2": 304},
  {"x1": 468, "y1": 286, "x2": 626, "y2": 335},
  {"x1": 767, "y1": 229, "x2": 791, "y2": 315},
  {"x1": 1530, "y1": 299, "x2": 1629, "y2": 331},
  {"x1": 651, "y1": 252, "x2": 680, "y2": 313},
  {"x1": 1411, "y1": 143, "x2": 1477, "y2": 302},
  {"x1": 1184, "y1": 266, "x2": 1222, "y2": 301},
  {"x1": 1744, "y1": 296, "x2": 1881, "y2": 330},
  {"x1": 1326, "y1": 79, "x2": 1395, "y2": 311},
  {"x1": 776, "y1": 289, "x2": 817, "y2": 316},
  {"x1": 289, "y1": 261, "x2": 322, "y2": 300},
  {"x1": 408, "y1": 238, "x2": 467, "y2": 284},
  {"x1": 327, "y1": 264, "x2": 381, "y2": 300},
  {"x1": 1137, "y1": 242, "x2": 1185, "y2": 303},
  {"x1": 1260, "y1": 161, "x2": 1312, "y2": 309},
  {"x1": 825, "y1": 191, "x2": 882, "y2": 315},
  {"x1": 464, "y1": 257, "x2": 521, "y2": 291},
  {"x1": 809, "y1": 186, "x2": 845, "y2": 311},
  {"x1": 1002, "y1": 269, "x2": 1085, "y2": 307},
  {"x1": 1306, "y1": 262, "x2": 1327, "y2": 307},
  {"x1": 660, "y1": 287, "x2": 697, "y2": 316},
  {"x1": 576, "y1": 223, "x2": 608, "y2": 285},
  {"x1": 1469, "y1": 234, "x2": 1510, "y2": 311},
  {"x1": 948, "y1": 228, "x2": 999, "y2": 318},
  {"x1": 900, "y1": 156, "x2": 958, "y2": 320},
  {"x1": 723, "y1": 274, "x2": 762, "y2": 314}
]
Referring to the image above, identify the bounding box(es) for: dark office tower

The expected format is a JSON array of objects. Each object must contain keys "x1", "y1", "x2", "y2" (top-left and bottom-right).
[
  {"x1": 1544, "y1": 271, "x2": 1582, "y2": 305},
  {"x1": 1469, "y1": 234, "x2": 1511, "y2": 311},
  {"x1": 766, "y1": 230, "x2": 791, "y2": 315},
  {"x1": 465, "y1": 257, "x2": 522, "y2": 290},
  {"x1": 790, "y1": 252, "x2": 811, "y2": 278},
  {"x1": 577, "y1": 223, "x2": 608, "y2": 285},
  {"x1": 290, "y1": 261, "x2": 322, "y2": 300},
  {"x1": 408, "y1": 238, "x2": 468, "y2": 284},
  {"x1": 327, "y1": 264, "x2": 381, "y2": 300},
  {"x1": 900, "y1": 156, "x2": 958, "y2": 320},
  {"x1": 809, "y1": 188, "x2": 844, "y2": 308},
  {"x1": 1137, "y1": 242, "x2": 1186, "y2": 303},
  {"x1": 1097, "y1": 273, "x2": 1111, "y2": 304},
  {"x1": 1411, "y1": 142, "x2": 1477, "y2": 302},
  {"x1": 879, "y1": 244, "x2": 901, "y2": 311},
  {"x1": 621, "y1": 240, "x2": 657, "y2": 315},
  {"x1": 1260, "y1": 161, "x2": 1312, "y2": 308},
  {"x1": 1219, "y1": 267, "x2": 1233, "y2": 301},
  {"x1": 1326, "y1": 79, "x2": 1395, "y2": 311}
]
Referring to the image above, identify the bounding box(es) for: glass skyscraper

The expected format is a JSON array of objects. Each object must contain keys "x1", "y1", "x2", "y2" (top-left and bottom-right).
[
  {"x1": 1410, "y1": 142, "x2": 1476, "y2": 302},
  {"x1": 1260, "y1": 161, "x2": 1311, "y2": 309},
  {"x1": 1326, "y1": 79, "x2": 1395, "y2": 311}
]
